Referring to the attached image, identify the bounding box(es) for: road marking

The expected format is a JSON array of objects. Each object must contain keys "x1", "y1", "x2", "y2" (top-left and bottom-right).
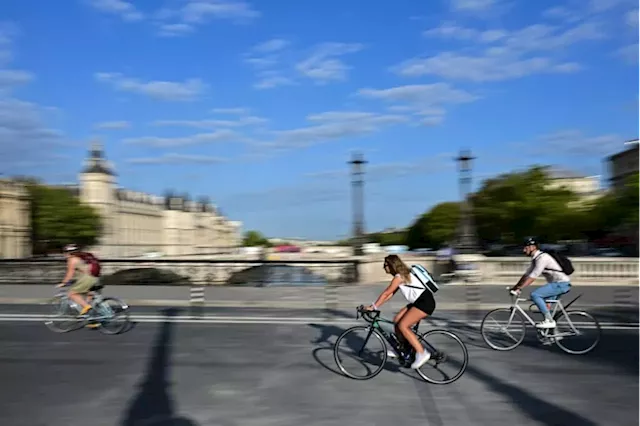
[{"x1": 0, "y1": 314, "x2": 636, "y2": 329}]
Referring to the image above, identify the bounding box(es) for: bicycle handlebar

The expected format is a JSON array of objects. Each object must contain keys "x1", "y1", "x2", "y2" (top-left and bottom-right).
[{"x1": 356, "y1": 305, "x2": 381, "y2": 323}]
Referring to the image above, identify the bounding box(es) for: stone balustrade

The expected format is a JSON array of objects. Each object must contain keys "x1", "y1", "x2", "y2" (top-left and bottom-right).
[{"x1": 0, "y1": 255, "x2": 636, "y2": 286}]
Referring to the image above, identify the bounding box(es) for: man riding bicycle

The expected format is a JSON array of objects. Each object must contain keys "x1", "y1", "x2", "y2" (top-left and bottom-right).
[
  {"x1": 510, "y1": 237, "x2": 571, "y2": 329},
  {"x1": 57, "y1": 244, "x2": 101, "y2": 317}
]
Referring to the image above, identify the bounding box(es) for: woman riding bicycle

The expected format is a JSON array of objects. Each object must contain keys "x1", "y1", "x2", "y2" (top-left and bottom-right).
[{"x1": 365, "y1": 254, "x2": 436, "y2": 370}]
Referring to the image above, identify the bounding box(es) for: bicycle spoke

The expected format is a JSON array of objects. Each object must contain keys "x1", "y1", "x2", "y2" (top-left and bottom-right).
[
  {"x1": 481, "y1": 308, "x2": 526, "y2": 351},
  {"x1": 334, "y1": 326, "x2": 387, "y2": 380},
  {"x1": 554, "y1": 311, "x2": 601, "y2": 355},
  {"x1": 415, "y1": 330, "x2": 468, "y2": 385}
]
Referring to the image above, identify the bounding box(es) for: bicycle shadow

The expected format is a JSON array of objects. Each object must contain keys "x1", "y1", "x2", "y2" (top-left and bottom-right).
[
  {"x1": 120, "y1": 307, "x2": 199, "y2": 426},
  {"x1": 308, "y1": 323, "x2": 404, "y2": 378}
]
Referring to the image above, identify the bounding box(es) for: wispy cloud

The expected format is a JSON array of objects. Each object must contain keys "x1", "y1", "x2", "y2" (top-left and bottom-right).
[
  {"x1": 530, "y1": 129, "x2": 624, "y2": 157},
  {"x1": 243, "y1": 38, "x2": 295, "y2": 89},
  {"x1": 122, "y1": 130, "x2": 238, "y2": 147},
  {"x1": 153, "y1": 0, "x2": 260, "y2": 37},
  {"x1": 615, "y1": 43, "x2": 639, "y2": 64},
  {"x1": 87, "y1": 0, "x2": 144, "y2": 22},
  {"x1": 0, "y1": 22, "x2": 34, "y2": 92},
  {"x1": 625, "y1": 9, "x2": 639, "y2": 27},
  {"x1": 126, "y1": 153, "x2": 227, "y2": 165},
  {"x1": 396, "y1": 21, "x2": 605, "y2": 82},
  {"x1": 95, "y1": 72, "x2": 207, "y2": 101},
  {"x1": 357, "y1": 83, "x2": 477, "y2": 124},
  {"x1": 295, "y1": 42, "x2": 364, "y2": 83},
  {"x1": 151, "y1": 115, "x2": 268, "y2": 129},
  {"x1": 211, "y1": 107, "x2": 251, "y2": 115},
  {"x1": 94, "y1": 120, "x2": 131, "y2": 130}
]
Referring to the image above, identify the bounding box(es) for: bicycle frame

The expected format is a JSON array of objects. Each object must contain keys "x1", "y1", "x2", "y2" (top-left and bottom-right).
[
  {"x1": 507, "y1": 295, "x2": 582, "y2": 339},
  {"x1": 55, "y1": 289, "x2": 117, "y2": 322}
]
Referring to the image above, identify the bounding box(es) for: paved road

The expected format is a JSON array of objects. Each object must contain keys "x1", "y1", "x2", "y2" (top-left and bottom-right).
[
  {"x1": 0, "y1": 310, "x2": 638, "y2": 426},
  {"x1": 0, "y1": 284, "x2": 637, "y2": 311}
]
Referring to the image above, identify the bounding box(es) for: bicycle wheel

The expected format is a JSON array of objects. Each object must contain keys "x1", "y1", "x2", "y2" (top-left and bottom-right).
[
  {"x1": 481, "y1": 308, "x2": 527, "y2": 351},
  {"x1": 415, "y1": 329, "x2": 468, "y2": 384},
  {"x1": 44, "y1": 296, "x2": 83, "y2": 333},
  {"x1": 95, "y1": 297, "x2": 130, "y2": 335},
  {"x1": 554, "y1": 311, "x2": 601, "y2": 355},
  {"x1": 333, "y1": 326, "x2": 388, "y2": 380}
]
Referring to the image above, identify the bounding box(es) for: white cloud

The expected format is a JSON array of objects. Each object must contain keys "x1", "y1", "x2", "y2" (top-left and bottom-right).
[
  {"x1": 181, "y1": 0, "x2": 260, "y2": 23},
  {"x1": 95, "y1": 72, "x2": 207, "y2": 101},
  {"x1": 399, "y1": 21, "x2": 604, "y2": 82},
  {"x1": 450, "y1": 0, "x2": 499, "y2": 12},
  {"x1": 0, "y1": 23, "x2": 33, "y2": 92},
  {"x1": 94, "y1": 120, "x2": 131, "y2": 130},
  {"x1": 357, "y1": 83, "x2": 477, "y2": 123},
  {"x1": 211, "y1": 107, "x2": 250, "y2": 115},
  {"x1": 126, "y1": 153, "x2": 227, "y2": 165},
  {"x1": 151, "y1": 115, "x2": 268, "y2": 128},
  {"x1": 626, "y1": 9, "x2": 639, "y2": 27},
  {"x1": 122, "y1": 130, "x2": 237, "y2": 147},
  {"x1": 157, "y1": 23, "x2": 195, "y2": 37},
  {"x1": 87, "y1": 0, "x2": 144, "y2": 22},
  {"x1": 295, "y1": 42, "x2": 364, "y2": 83},
  {"x1": 243, "y1": 38, "x2": 295, "y2": 89},
  {"x1": 273, "y1": 110, "x2": 408, "y2": 147},
  {"x1": 615, "y1": 43, "x2": 639, "y2": 64},
  {"x1": 534, "y1": 129, "x2": 624, "y2": 157}
]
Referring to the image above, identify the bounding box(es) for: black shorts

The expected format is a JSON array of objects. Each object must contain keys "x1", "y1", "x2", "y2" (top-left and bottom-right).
[{"x1": 407, "y1": 291, "x2": 436, "y2": 316}]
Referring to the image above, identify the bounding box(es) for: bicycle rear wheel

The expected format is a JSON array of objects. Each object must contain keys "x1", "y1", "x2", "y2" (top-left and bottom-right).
[
  {"x1": 481, "y1": 308, "x2": 526, "y2": 351},
  {"x1": 44, "y1": 297, "x2": 83, "y2": 333},
  {"x1": 333, "y1": 326, "x2": 388, "y2": 380},
  {"x1": 95, "y1": 297, "x2": 130, "y2": 335},
  {"x1": 415, "y1": 329, "x2": 468, "y2": 384},
  {"x1": 554, "y1": 311, "x2": 601, "y2": 355}
]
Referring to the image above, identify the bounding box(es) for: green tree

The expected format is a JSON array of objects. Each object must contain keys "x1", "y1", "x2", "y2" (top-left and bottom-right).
[
  {"x1": 25, "y1": 182, "x2": 102, "y2": 253},
  {"x1": 406, "y1": 202, "x2": 461, "y2": 249},
  {"x1": 242, "y1": 230, "x2": 271, "y2": 247},
  {"x1": 470, "y1": 166, "x2": 580, "y2": 244}
]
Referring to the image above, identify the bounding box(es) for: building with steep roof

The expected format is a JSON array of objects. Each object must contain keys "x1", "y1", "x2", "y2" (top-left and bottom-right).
[
  {"x1": 79, "y1": 143, "x2": 242, "y2": 257},
  {"x1": 607, "y1": 139, "x2": 639, "y2": 189}
]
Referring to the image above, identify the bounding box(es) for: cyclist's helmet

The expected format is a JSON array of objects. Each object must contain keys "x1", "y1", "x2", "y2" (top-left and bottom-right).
[
  {"x1": 63, "y1": 243, "x2": 79, "y2": 253},
  {"x1": 523, "y1": 236, "x2": 538, "y2": 247}
]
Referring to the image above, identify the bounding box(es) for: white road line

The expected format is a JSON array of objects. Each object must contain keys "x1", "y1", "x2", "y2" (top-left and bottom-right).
[{"x1": 0, "y1": 314, "x2": 637, "y2": 329}]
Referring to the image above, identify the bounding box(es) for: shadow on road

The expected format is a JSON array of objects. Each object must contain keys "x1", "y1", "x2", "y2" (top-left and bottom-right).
[
  {"x1": 463, "y1": 361, "x2": 600, "y2": 426},
  {"x1": 120, "y1": 307, "x2": 199, "y2": 426}
]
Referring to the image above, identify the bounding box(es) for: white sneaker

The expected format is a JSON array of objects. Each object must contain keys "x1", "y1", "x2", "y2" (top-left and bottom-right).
[
  {"x1": 387, "y1": 349, "x2": 398, "y2": 358},
  {"x1": 411, "y1": 350, "x2": 431, "y2": 369},
  {"x1": 536, "y1": 318, "x2": 556, "y2": 329}
]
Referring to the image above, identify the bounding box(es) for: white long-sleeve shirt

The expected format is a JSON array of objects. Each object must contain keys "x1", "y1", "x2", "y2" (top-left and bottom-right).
[{"x1": 525, "y1": 250, "x2": 571, "y2": 283}]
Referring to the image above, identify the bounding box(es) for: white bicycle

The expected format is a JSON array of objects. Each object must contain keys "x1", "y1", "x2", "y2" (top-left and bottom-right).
[{"x1": 480, "y1": 287, "x2": 601, "y2": 355}]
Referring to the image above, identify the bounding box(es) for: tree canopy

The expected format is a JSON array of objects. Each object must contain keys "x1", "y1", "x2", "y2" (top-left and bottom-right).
[
  {"x1": 24, "y1": 182, "x2": 102, "y2": 253},
  {"x1": 242, "y1": 230, "x2": 272, "y2": 247},
  {"x1": 406, "y1": 202, "x2": 461, "y2": 249}
]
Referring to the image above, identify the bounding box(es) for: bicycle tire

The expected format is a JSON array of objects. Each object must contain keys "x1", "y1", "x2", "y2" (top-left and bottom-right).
[
  {"x1": 44, "y1": 296, "x2": 83, "y2": 333},
  {"x1": 554, "y1": 311, "x2": 601, "y2": 355},
  {"x1": 96, "y1": 297, "x2": 130, "y2": 335},
  {"x1": 415, "y1": 329, "x2": 468, "y2": 385},
  {"x1": 481, "y1": 308, "x2": 527, "y2": 351},
  {"x1": 333, "y1": 325, "x2": 388, "y2": 380}
]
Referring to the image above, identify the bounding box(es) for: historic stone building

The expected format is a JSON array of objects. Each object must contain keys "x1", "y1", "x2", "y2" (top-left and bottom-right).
[
  {"x1": 0, "y1": 178, "x2": 31, "y2": 259},
  {"x1": 78, "y1": 143, "x2": 242, "y2": 258}
]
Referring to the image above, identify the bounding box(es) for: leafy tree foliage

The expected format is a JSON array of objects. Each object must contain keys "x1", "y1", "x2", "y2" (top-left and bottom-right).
[
  {"x1": 242, "y1": 230, "x2": 272, "y2": 247},
  {"x1": 406, "y1": 202, "x2": 461, "y2": 249}
]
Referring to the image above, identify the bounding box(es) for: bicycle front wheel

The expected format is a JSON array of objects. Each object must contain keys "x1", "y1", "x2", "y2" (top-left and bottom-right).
[
  {"x1": 554, "y1": 311, "x2": 601, "y2": 355},
  {"x1": 95, "y1": 297, "x2": 130, "y2": 335},
  {"x1": 44, "y1": 297, "x2": 82, "y2": 333},
  {"x1": 415, "y1": 329, "x2": 468, "y2": 385},
  {"x1": 481, "y1": 308, "x2": 527, "y2": 351},
  {"x1": 333, "y1": 326, "x2": 388, "y2": 380}
]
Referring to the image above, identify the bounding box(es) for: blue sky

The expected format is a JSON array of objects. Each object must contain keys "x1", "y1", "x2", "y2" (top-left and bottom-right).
[{"x1": 0, "y1": 0, "x2": 637, "y2": 240}]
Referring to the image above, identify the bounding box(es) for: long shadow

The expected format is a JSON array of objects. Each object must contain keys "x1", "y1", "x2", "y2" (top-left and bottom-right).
[
  {"x1": 464, "y1": 362, "x2": 600, "y2": 426},
  {"x1": 120, "y1": 308, "x2": 199, "y2": 426}
]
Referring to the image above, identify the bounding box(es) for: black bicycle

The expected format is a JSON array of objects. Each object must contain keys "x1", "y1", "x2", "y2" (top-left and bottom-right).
[{"x1": 333, "y1": 305, "x2": 468, "y2": 384}]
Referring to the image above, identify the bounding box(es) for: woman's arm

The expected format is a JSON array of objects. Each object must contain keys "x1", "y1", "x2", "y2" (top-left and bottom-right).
[
  {"x1": 57, "y1": 257, "x2": 77, "y2": 287},
  {"x1": 368, "y1": 275, "x2": 403, "y2": 310}
]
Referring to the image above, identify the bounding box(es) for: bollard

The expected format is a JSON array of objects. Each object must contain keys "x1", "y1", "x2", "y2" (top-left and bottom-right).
[
  {"x1": 189, "y1": 285, "x2": 205, "y2": 318},
  {"x1": 465, "y1": 284, "x2": 482, "y2": 323},
  {"x1": 324, "y1": 282, "x2": 338, "y2": 320}
]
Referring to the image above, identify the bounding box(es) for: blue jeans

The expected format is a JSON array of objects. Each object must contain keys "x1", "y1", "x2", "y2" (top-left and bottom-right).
[{"x1": 530, "y1": 282, "x2": 571, "y2": 316}]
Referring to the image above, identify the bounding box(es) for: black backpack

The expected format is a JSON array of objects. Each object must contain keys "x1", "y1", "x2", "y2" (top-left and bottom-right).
[{"x1": 543, "y1": 250, "x2": 574, "y2": 276}]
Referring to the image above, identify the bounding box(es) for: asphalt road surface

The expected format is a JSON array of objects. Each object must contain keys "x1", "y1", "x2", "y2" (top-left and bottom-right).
[{"x1": 0, "y1": 309, "x2": 637, "y2": 426}]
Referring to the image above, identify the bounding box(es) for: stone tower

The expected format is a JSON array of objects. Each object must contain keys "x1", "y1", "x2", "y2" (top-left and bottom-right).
[{"x1": 79, "y1": 142, "x2": 116, "y2": 257}]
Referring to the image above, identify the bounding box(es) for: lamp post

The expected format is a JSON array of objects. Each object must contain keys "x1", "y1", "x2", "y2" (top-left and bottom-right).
[
  {"x1": 454, "y1": 149, "x2": 480, "y2": 254},
  {"x1": 349, "y1": 152, "x2": 367, "y2": 256}
]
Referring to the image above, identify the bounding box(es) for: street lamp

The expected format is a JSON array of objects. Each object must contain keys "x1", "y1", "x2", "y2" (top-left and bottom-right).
[
  {"x1": 349, "y1": 152, "x2": 367, "y2": 256},
  {"x1": 454, "y1": 149, "x2": 479, "y2": 254}
]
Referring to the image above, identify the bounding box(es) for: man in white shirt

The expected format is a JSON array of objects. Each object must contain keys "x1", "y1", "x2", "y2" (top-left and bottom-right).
[{"x1": 510, "y1": 237, "x2": 571, "y2": 329}]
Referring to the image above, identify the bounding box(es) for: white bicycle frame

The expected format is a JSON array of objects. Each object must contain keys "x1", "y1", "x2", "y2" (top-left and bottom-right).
[{"x1": 506, "y1": 294, "x2": 582, "y2": 339}]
